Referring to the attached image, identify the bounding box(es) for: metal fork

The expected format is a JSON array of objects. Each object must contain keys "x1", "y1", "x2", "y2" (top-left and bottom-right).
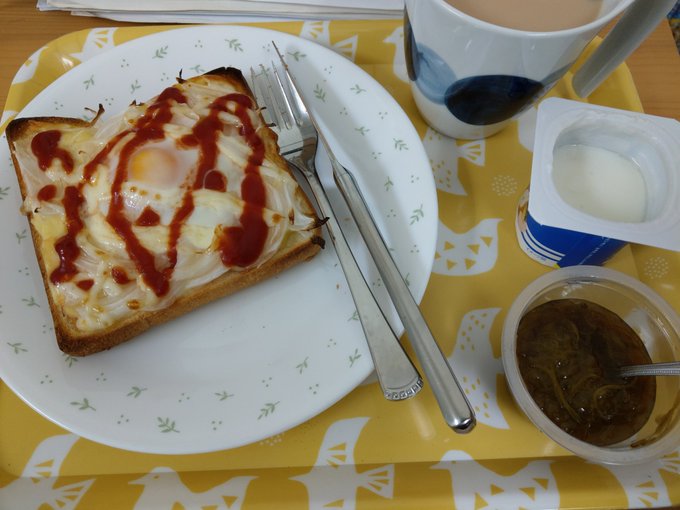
[
  {"x1": 250, "y1": 65, "x2": 423, "y2": 402},
  {"x1": 256, "y1": 45, "x2": 476, "y2": 433}
]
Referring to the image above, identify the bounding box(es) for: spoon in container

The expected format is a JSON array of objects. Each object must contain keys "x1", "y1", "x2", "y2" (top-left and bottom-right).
[{"x1": 619, "y1": 361, "x2": 680, "y2": 378}]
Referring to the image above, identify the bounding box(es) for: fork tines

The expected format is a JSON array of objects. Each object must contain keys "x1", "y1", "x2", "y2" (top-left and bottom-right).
[{"x1": 250, "y1": 64, "x2": 296, "y2": 130}]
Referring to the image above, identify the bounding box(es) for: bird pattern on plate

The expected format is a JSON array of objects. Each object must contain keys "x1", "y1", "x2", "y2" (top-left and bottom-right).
[
  {"x1": 446, "y1": 308, "x2": 508, "y2": 429},
  {"x1": 130, "y1": 468, "x2": 255, "y2": 510},
  {"x1": 432, "y1": 218, "x2": 501, "y2": 276},
  {"x1": 0, "y1": 434, "x2": 93, "y2": 510},
  {"x1": 422, "y1": 128, "x2": 486, "y2": 196},
  {"x1": 11, "y1": 46, "x2": 47, "y2": 86},
  {"x1": 70, "y1": 28, "x2": 118, "y2": 63},
  {"x1": 291, "y1": 417, "x2": 394, "y2": 509},
  {"x1": 383, "y1": 26, "x2": 409, "y2": 84},
  {"x1": 300, "y1": 21, "x2": 358, "y2": 61},
  {"x1": 595, "y1": 448, "x2": 680, "y2": 508},
  {"x1": 432, "y1": 450, "x2": 559, "y2": 510}
]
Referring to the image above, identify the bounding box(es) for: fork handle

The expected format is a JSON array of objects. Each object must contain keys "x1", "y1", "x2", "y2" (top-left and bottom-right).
[
  {"x1": 333, "y1": 163, "x2": 475, "y2": 433},
  {"x1": 292, "y1": 161, "x2": 423, "y2": 401}
]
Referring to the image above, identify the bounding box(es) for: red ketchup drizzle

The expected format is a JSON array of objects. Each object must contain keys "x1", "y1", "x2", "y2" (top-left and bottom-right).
[
  {"x1": 203, "y1": 170, "x2": 227, "y2": 192},
  {"x1": 111, "y1": 266, "x2": 131, "y2": 284},
  {"x1": 31, "y1": 130, "x2": 74, "y2": 173},
  {"x1": 84, "y1": 131, "x2": 130, "y2": 181},
  {"x1": 37, "y1": 184, "x2": 57, "y2": 202},
  {"x1": 76, "y1": 279, "x2": 94, "y2": 291},
  {"x1": 45, "y1": 88, "x2": 186, "y2": 293},
  {"x1": 45, "y1": 86, "x2": 268, "y2": 297},
  {"x1": 179, "y1": 93, "x2": 268, "y2": 269},
  {"x1": 135, "y1": 206, "x2": 161, "y2": 226},
  {"x1": 44, "y1": 129, "x2": 135, "y2": 290},
  {"x1": 103, "y1": 86, "x2": 189, "y2": 297},
  {"x1": 216, "y1": 94, "x2": 267, "y2": 267},
  {"x1": 50, "y1": 186, "x2": 85, "y2": 284}
]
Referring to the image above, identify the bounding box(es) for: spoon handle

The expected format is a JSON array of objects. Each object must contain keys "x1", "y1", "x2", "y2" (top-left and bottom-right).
[{"x1": 619, "y1": 361, "x2": 680, "y2": 377}]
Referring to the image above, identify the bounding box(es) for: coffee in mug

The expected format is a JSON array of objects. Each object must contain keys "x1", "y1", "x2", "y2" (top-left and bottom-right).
[
  {"x1": 405, "y1": 0, "x2": 675, "y2": 139},
  {"x1": 443, "y1": 0, "x2": 604, "y2": 32}
]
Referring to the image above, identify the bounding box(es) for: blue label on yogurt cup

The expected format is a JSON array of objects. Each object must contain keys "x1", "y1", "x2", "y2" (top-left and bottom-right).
[{"x1": 516, "y1": 189, "x2": 627, "y2": 267}]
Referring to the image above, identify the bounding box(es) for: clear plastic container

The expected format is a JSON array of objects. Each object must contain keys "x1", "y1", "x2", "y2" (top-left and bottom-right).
[{"x1": 502, "y1": 265, "x2": 680, "y2": 464}]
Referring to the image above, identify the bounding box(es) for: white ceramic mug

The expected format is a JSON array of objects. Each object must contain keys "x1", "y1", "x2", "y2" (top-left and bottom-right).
[{"x1": 404, "y1": 0, "x2": 676, "y2": 139}]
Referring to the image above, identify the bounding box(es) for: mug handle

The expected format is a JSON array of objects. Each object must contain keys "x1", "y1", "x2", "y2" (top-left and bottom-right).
[{"x1": 572, "y1": 0, "x2": 676, "y2": 97}]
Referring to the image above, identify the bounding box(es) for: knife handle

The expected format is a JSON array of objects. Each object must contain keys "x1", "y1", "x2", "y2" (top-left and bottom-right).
[
  {"x1": 290, "y1": 158, "x2": 423, "y2": 401},
  {"x1": 333, "y1": 163, "x2": 475, "y2": 433}
]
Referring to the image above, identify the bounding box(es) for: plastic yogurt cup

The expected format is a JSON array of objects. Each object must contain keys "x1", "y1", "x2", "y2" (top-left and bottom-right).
[{"x1": 517, "y1": 97, "x2": 680, "y2": 267}]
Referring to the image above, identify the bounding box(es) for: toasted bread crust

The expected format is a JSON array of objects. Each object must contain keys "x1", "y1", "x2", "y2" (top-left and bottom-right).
[
  {"x1": 54, "y1": 233, "x2": 321, "y2": 355},
  {"x1": 7, "y1": 67, "x2": 322, "y2": 356}
]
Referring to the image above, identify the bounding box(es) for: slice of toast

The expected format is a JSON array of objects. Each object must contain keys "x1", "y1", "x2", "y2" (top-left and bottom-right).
[{"x1": 7, "y1": 67, "x2": 323, "y2": 356}]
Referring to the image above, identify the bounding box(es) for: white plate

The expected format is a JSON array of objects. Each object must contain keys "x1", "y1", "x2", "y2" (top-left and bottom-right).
[{"x1": 0, "y1": 26, "x2": 437, "y2": 454}]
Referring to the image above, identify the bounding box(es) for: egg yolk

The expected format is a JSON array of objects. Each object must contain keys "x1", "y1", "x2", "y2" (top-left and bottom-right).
[{"x1": 129, "y1": 147, "x2": 182, "y2": 189}]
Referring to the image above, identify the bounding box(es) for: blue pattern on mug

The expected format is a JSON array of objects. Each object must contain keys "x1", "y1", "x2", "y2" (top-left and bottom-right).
[
  {"x1": 405, "y1": 12, "x2": 567, "y2": 126},
  {"x1": 404, "y1": 12, "x2": 456, "y2": 103},
  {"x1": 444, "y1": 75, "x2": 546, "y2": 125}
]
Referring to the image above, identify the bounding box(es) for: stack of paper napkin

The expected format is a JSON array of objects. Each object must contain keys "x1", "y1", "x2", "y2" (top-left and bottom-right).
[{"x1": 37, "y1": 0, "x2": 404, "y2": 22}]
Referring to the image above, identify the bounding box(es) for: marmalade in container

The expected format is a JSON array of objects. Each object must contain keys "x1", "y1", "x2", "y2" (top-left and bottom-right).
[{"x1": 516, "y1": 299, "x2": 655, "y2": 446}]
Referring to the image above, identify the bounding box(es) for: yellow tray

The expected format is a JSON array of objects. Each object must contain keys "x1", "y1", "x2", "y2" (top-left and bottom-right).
[{"x1": 1, "y1": 20, "x2": 679, "y2": 510}]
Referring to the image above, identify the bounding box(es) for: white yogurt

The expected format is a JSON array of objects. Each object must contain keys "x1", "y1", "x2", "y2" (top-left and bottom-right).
[
  {"x1": 552, "y1": 144, "x2": 647, "y2": 223},
  {"x1": 525, "y1": 98, "x2": 680, "y2": 256}
]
